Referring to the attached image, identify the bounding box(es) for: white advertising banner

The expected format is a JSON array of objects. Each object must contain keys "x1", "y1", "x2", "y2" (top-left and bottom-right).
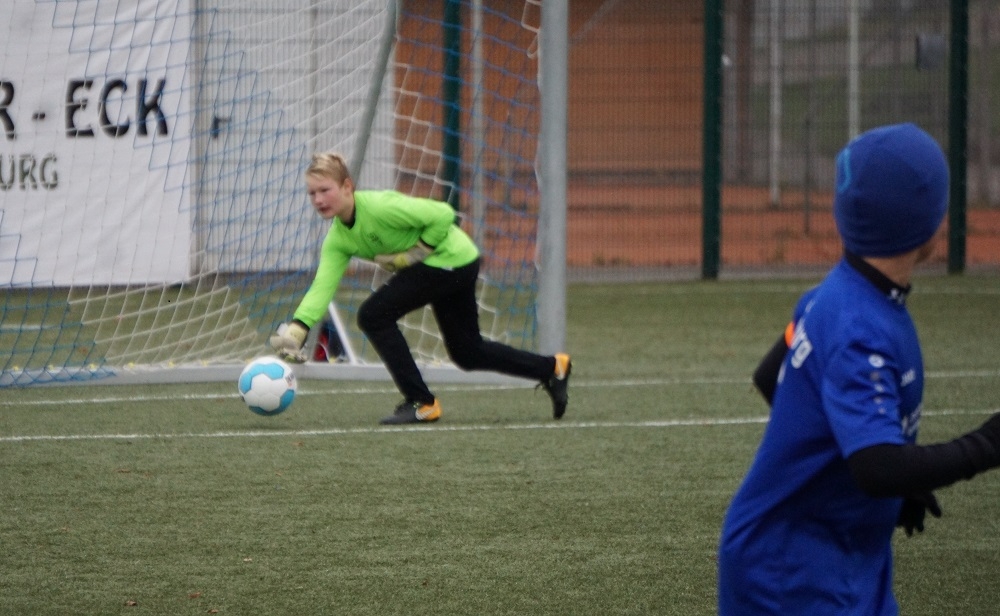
[{"x1": 1, "y1": 0, "x2": 192, "y2": 286}]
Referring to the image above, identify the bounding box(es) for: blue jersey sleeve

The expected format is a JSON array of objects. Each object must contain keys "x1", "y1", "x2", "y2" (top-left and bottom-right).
[{"x1": 822, "y1": 317, "x2": 910, "y2": 457}]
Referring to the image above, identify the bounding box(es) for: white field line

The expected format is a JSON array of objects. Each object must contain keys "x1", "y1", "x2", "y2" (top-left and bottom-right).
[
  {"x1": 1, "y1": 369, "x2": 997, "y2": 408},
  {"x1": 4, "y1": 411, "x2": 1000, "y2": 444},
  {"x1": 0, "y1": 418, "x2": 768, "y2": 443},
  {"x1": 1, "y1": 371, "x2": 998, "y2": 444}
]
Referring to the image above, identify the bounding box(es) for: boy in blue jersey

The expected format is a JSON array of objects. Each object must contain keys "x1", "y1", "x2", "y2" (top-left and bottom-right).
[{"x1": 718, "y1": 123, "x2": 1000, "y2": 615}]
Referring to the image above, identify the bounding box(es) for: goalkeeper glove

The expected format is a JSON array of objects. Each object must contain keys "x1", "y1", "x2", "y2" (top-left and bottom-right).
[
  {"x1": 269, "y1": 321, "x2": 309, "y2": 363},
  {"x1": 374, "y1": 241, "x2": 434, "y2": 273}
]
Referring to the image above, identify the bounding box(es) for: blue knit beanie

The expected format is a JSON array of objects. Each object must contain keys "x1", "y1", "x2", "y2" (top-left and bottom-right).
[{"x1": 833, "y1": 123, "x2": 949, "y2": 257}]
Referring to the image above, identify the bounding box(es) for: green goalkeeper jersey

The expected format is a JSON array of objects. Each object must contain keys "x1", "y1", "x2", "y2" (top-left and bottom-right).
[{"x1": 292, "y1": 190, "x2": 480, "y2": 328}]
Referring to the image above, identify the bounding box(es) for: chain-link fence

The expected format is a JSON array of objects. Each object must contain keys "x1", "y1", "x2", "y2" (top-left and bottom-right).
[{"x1": 565, "y1": 0, "x2": 999, "y2": 279}]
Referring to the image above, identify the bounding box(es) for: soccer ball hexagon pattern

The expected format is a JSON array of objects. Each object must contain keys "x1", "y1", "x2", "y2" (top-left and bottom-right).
[{"x1": 238, "y1": 356, "x2": 298, "y2": 416}]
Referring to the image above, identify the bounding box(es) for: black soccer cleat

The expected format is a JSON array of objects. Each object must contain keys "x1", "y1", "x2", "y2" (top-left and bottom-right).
[
  {"x1": 379, "y1": 399, "x2": 442, "y2": 425},
  {"x1": 539, "y1": 353, "x2": 572, "y2": 420}
]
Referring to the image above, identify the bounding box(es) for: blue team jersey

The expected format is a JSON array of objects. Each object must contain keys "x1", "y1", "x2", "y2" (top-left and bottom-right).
[{"x1": 718, "y1": 258, "x2": 925, "y2": 616}]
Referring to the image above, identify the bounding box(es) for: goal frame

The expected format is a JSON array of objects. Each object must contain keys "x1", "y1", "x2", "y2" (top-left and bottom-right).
[{"x1": 0, "y1": 0, "x2": 566, "y2": 389}]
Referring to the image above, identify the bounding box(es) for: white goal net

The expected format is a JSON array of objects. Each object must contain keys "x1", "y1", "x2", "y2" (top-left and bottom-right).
[{"x1": 0, "y1": 0, "x2": 545, "y2": 386}]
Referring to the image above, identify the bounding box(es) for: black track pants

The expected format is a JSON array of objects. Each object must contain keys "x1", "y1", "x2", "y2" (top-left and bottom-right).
[{"x1": 357, "y1": 258, "x2": 555, "y2": 404}]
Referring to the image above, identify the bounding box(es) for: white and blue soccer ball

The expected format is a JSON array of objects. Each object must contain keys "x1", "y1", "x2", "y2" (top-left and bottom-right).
[{"x1": 238, "y1": 356, "x2": 297, "y2": 416}]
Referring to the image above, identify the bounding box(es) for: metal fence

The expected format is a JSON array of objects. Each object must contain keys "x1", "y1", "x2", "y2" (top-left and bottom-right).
[{"x1": 564, "y1": 0, "x2": 999, "y2": 280}]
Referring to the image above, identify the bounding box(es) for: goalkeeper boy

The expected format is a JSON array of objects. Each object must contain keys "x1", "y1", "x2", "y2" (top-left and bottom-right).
[{"x1": 269, "y1": 152, "x2": 572, "y2": 425}]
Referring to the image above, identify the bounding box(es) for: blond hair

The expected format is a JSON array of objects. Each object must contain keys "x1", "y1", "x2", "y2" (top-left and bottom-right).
[{"x1": 306, "y1": 152, "x2": 353, "y2": 184}]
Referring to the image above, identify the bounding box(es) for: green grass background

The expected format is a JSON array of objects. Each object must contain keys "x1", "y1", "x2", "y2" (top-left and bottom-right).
[{"x1": 2, "y1": 274, "x2": 999, "y2": 615}]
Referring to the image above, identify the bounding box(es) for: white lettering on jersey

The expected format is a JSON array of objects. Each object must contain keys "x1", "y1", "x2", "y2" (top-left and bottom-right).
[
  {"x1": 901, "y1": 403, "x2": 922, "y2": 438},
  {"x1": 789, "y1": 320, "x2": 812, "y2": 369},
  {"x1": 900, "y1": 368, "x2": 916, "y2": 387}
]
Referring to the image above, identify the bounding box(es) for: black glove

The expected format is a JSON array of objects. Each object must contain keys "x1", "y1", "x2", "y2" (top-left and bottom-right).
[{"x1": 896, "y1": 491, "x2": 942, "y2": 537}]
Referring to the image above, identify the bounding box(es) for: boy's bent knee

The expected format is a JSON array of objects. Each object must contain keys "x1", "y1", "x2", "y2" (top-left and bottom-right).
[
  {"x1": 357, "y1": 300, "x2": 391, "y2": 333},
  {"x1": 446, "y1": 347, "x2": 483, "y2": 371}
]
